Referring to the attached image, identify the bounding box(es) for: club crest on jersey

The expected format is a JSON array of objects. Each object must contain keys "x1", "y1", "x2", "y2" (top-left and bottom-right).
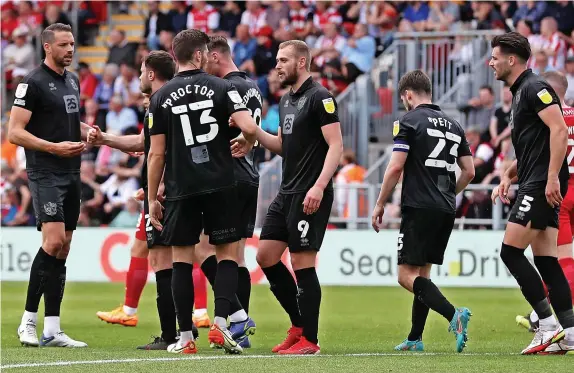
[
  {"x1": 537, "y1": 89, "x2": 552, "y2": 104},
  {"x1": 322, "y1": 98, "x2": 335, "y2": 114},
  {"x1": 392, "y1": 120, "x2": 400, "y2": 137},
  {"x1": 297, "y1": 95, "x2": 307, "y2": 111},
  {"x1": 228, "y1": 90, "x2": 242, "y2": 104},
  {"x1": 15, "y1": 83, "x2": 28, "y2": 98},
  {"x1": 148, "y1": 113, "x2": 154, "y2": 129}
]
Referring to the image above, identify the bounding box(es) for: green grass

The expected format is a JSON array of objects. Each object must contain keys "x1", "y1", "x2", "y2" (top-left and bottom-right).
[{"x1": 1, "y1": 282, "x2": 572, "y2": 372}]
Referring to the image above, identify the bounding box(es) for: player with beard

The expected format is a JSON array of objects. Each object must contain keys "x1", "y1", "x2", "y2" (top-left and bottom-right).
[
  {"x1": 232, "y1": 40, "x2": 343, "y2": 355},
  {"x1": 490, "y1": 32, "x2": 574, "y2": 354},
  {"x1": 88, "y1": 50, "x2": 199, "y2": 350},
  {"x1": 147, "y1": 29, "x2": 258, "y2": 355},
  {"x1": 10, "y1": 23, "x2": 97, "y2": 348},
  {"x1": 514, "y1": 71, "x2": 574, "y2": 354}
]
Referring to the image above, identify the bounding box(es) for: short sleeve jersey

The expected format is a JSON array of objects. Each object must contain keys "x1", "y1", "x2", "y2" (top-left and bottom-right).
[
  {"x1": 223, "y1": 71, "x2": 262, "y2": 186},
  {"x1": 148, "y1": 69, "x2": 248, "y2": 200},
  {"x1": 509, "y1": 69, "x2": 569, "y2": 190},
  {"x1": 278, "y1": 77, "x2": 340, "y2": 194},
  {"x1": 12, "y1": 63, "x2": 82, "y2": 172},
  {"x1": 393, "y1": 103, "x2": 472, "y2": 213}
]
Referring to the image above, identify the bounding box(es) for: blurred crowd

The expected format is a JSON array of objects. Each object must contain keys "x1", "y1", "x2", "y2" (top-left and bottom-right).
[{"x1": 2, "y1": 0, "x2": 574, "y2": 228}]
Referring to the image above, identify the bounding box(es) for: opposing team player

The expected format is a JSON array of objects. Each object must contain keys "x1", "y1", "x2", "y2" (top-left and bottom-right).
[
  {"x1": 515, "y1": 71, "x2": 574, "y2": 354},
  {"x1": 89, "y1": 50, "x2": 199, "y2": 349},
  {"x1": 233, "y1": 40, "x2": 343, "y2": 355},
  {"x1": 147, "y1": 29, "x2": 258, "y2": 354},
  {"x1": 490, "y1": 32, "x2": 574, "y2": 354},
  {"x1": 371, "y1": 70, "x2": 475, "y2": 353}
]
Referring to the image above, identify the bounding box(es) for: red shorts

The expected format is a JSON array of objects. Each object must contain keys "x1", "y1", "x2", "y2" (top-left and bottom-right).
[
  {"x1": 558, "y1": 184, "x2": 574, "y2": 246},
  {"x1": 135, "y1": 210, "x2": 147, "y2": 241}
]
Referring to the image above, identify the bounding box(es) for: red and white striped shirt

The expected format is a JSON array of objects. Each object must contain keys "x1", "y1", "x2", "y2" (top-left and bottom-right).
[
  {"x1": 313, "y1": 34, "x2": 346, "y2": 67},
  {"x1": 313, "y1": 7, "x2": 342, "y2": 30},
  {"x1": 289, "y1": 7, "x2": 311, "y2": 33},
  {"x1": 527, "y1": 34, "x2": 545, "y2": 69},
  {"x1": 240, "y1": 9, "x2": 266, "y2": 35},
  {"x1": 541, "y1": 32, "x2": 567, "y2": 70},
  {"x1": 186, "y1": 4, "x2": 219, "y2": 33}
]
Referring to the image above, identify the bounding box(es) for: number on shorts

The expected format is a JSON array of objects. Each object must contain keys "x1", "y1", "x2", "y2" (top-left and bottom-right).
[
  {"x1": 145, "y1": 213, "x2": 152, "y2": 232},
  {"x1": 298, "y1": 220, "x2": 309, "y2": 238},
  {"x1": 568, "y1": 139, "x2": 574, "y2": 174},
  {"x1": 519, "y1": 195, "x2": 534, "y2": 212},
  {"x1": 425, "y1": 128, "x2": 461, "y2": 172},
  {"x1": 247, "y1": 107, "x2": 262, "y2": 147},
  {"x1": 397, "y1": 233, "x2": 404, "y2": 251},
  {"x1": 173, "y1": 100, "x2": 219, "y2": 146}
]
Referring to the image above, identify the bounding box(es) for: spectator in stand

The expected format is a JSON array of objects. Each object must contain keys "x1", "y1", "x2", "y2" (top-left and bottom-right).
[
  {"x1": 134, "y1": 43, "x2": 150, "y2": 72},
  {"x1": 531, "y1": 50, "x2": 555, "y2": 75},
  {"x1": 265, "y1": 68, "x2": 288, "y2": 104},
  {"x1": 219, "y1": 1, "x2": 243, "y2": 37},
  {"x1": 100, "y1": 168, "x2": 139, "y2": 224},
  {"x1": 516, "y1": 19, "x2": 545, "y2": 69},
  {"x1": 466, "y1": 126, "x2": 494, "y2": 184},
  {"x1": 4, "y1": 169, "x2": 33, "y2": 227},
  {"x1": 159, "y1": 31, "x2": 174, "y2": 56},
  {"x1": 399, "y1": 1, "x2": 430, "y2": 32},
  {"x1": 1, "y1": 7, "x2": 19, "y2": 41},
  {"x1": 105, "y1": 96, "x2": 138, "y2": 135},
  {"x1": 113, "y1": 63, "x2": 141, "y2": 108},
  {"x1": 546, "y1": 1, "x2": 574, "y2": 35},
  {"x1": 110, "y1": 198, "x2": 140, "y2": 228},
  {"x1": 144, "y1": 1, "x2": 173, "y2": 51},
  {"x1": 287, "y1": 0, "x2": 314, "y2": 42},
  {"x1": 512, "y1": 0, "x2": 547, "y2": 33},
  {"x1": 366, "y1": 1, "x2": 399, "y2": 36},
  {"x1": 186, "y1": 0, "x2": 220, "y2": 34},
  {"x1": 16, "y1": 1, "x2": 42, "y2": 36},
  {"x1": 320, "y1": 59, "x2": 348, "y2": 95},
  {"x1": 489, "y1": 85, "x2": 512, "y2": 148},
  {"x1": 538, "y1": 16, "x2": 567, "y2": 71},
  {"x1": 462, "y1": 85, "x2": 496, "y2": 138},
  {"x1": 265, "y1": 1, "x2": 289, "y2": 31},
  {"x1": 168, "y1": 1, "x2": 190, "y2": 34},
  {"x1": 241, "y1": 25, "x2": 278, "y2": 83},
  {"x1": 41, "y1": 4, "x2": 71, "y2": 30},
  {"x1": 81, "y1": 100, "x2": 102, "y2": 162},
  {"x1": 471, "y1": 1, "x2": 504, "y2": 30},
  {"x1": 78, "y1": 62, "x2": 99, "y2": 108},
  {"x1": 241, "y1": 0, "x2": 266, "y2": 35},
  {"x1": 94, "y1": 63, "x2": 119, "y2": 113},
  {"x1": 80, "y1": 160, "x2": 104, "y2": 223},
  {"x1": 106, "y1": 29, "x2": 138, "y2": 67},
  {"x1": 341, "y1": 23, "x2": 376, "y2": 83},
  {"x1": 312, "y1": 22, "x2": 346, "y2": 69},
  {"x1": 425, "y1": 1, "x2": 460, "y2": 32},
  {"x1": 566, "y1": 57, "x2": 574, "y2": 106},
  {"x1": 1, "y1": 125, "x2": 18, "y2": 170},
  {"x1": 233, "y1": 24, "x2": 257, "y2": 69},
  {"x1": 313, "y1": 1, "x2": 343, "y2": 33},
  {"x1": 497, "y1": 0, "x2": 517, "y2": 21},
  {"x1": 334, "y1": 149, "x2": 367, "y2": 222},
  {"x1": 3, "y1": 27, "x2": 35, "y2": 84}
]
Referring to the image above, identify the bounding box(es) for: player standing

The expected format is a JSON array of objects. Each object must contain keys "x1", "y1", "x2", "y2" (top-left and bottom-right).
[
  {"x1": 371, "y1": 70, "x2": 475, "y2": 353},
  {"x1": 147, "y1": 29, "x2": 258, "y2": 354},
  {"x1": 10, "y1": 24, "x2": 94, "y2": 347},
  {"x1": 237, "y1": 40, "x2": 343, "y2": 355},
  {"x1": 490, "y1": 32, "x2": 574, "y2": 354}
]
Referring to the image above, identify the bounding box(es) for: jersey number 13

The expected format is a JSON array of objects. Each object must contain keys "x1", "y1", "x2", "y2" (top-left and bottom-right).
[{"x1": 173, "y1": 100, "x2": 219, "y2": 145}]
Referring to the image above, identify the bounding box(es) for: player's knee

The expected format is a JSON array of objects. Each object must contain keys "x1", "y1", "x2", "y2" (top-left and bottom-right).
[
  {"x1": 290, "y1": 252, "x2": 316, "y2": 271},
  {"x1": 42, "y1": 233, "x2": 66, "y2": 254},
  {"x1": 500, "y1": 243, "x2": 525, "y2": 266},
  {"x1": 150, "y1": 248, "x2": 172, "y2": 272},
  {"x1": 256, "y1": 249, "x2": 276, "y2": 268}
]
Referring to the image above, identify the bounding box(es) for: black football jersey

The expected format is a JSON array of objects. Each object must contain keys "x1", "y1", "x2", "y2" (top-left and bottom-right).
[
  {"x1": 223, "y1": 71, "x2": 261, "y2": 186},
  {"x1": 12, "y1": 63, "x2": 82, "y2": 172},
  {"x1": 393, "y1": 103, "x2": 471, "y2": 213},
  {"x1": 509, "y1": 69, "x2": 569, "y2": 190},
  {"x1": 148, "y1": 69, "x2": 249, "y2": 200},
  {"x1": 278, "y1": 77, "x2": 340, "y2": 194}
]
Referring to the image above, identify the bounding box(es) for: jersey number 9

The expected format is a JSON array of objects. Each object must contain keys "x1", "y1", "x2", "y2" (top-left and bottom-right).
[{"x1": 172, "y1": 100, "x2": 219, "y2": 146}]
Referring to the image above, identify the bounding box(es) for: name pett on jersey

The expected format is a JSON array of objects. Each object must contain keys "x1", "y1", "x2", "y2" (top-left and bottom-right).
[
  {"x1": 565, "y1": 106, "x2": 574, "y2": 183},
  {"x1": 148, "y1": 69, "x2": 248, "y2": 200},
  {"x1": 393, "y1": 103, "x2": 471, "y2": 213},
  {"x1": 223, "y1": 71, "x2": 261, "y2": 186}
]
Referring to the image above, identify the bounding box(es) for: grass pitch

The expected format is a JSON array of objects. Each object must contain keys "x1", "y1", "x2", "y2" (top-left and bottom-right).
[{"x1": 1, "y1": 282, "x2": 572, "y2": 372}]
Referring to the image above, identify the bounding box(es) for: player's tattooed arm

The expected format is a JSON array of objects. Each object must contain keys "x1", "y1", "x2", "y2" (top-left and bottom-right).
[{"x1": 455, "y1": 155, "x2": 476, "y2": 195}]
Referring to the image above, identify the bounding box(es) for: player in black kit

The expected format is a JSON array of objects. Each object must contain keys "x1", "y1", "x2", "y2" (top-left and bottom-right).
[
  {"x1": 146, "y1": 29, "x2": 258, "y2": 355},
  {"x1": 371, "y1": 70, "x2": 475, "y2": 353},
  {"x1": 236, "y1": 40, "x2": 343, "y2": 355},
  {"x1": 9, "y1": 23, "x2": 97, "y2": 348},
  {"x1": 87, "y1": 50, "x2": 193, "y2": 350},
  {"x1": 489, "y1": 32, "x2": 574, "y2": 354}
]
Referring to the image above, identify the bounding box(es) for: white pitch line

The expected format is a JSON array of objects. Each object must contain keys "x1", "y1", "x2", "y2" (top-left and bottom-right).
[{"x1": 1, "y1": 352, "x2": 518, "y2": 369}]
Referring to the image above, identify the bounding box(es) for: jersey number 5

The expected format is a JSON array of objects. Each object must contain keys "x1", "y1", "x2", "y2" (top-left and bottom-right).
[
  {"x1": 425, "y1": 128, "x2": 461, "y2": 172},
  {"x1": 172, "y1": 100, "x2": 219, "y2": 146}
]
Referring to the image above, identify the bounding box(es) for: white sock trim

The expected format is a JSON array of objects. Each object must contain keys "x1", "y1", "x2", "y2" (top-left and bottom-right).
[
  {"x1": 123, "y1": 305, "x2": 137, "y2": 316},
  {"x1": 43, "y1": 316, "x2": 61, "y2": 337},
  {"x1": 539, "y1": 315, "x2": 557, "y2": 330},
  {"x1": 229, "y1": 309, "x2": 248, "y2": 323},
  {"x1": 22, "y1": 311, "x2": 38, "y2": 325},
  {"x1": 214, "y1": 316, "x2": 228, "y2": 330},
  {"x1": 530, "y1": 310, "x2": 539, "y2": 323},
  {"x1": 194, "y1": 308, "x2": 207, "y2": 317}
]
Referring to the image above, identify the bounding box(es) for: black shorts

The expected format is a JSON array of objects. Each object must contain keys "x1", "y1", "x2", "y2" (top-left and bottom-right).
[
  {"x1": 143, "y1": 189, "x2": 166, "y2": 248},
  {"x1": 236, "y1": 182, "x2": 258, "y2": 238},
  {"x1": 28, "y1": 170, "x2": 81, "y2": 232},
  {"x1": 508, "y1": 184, "x2": 568, "y2": 230},
  {"x1": 260, "y1": 191, "x2": 334, "y2": 252},
  {"x1": 398, "y1": 206, "x2": 455, "y2": 266},
  {"x1": 161, "y1": 188, "x2": 241, "y2": 246}
]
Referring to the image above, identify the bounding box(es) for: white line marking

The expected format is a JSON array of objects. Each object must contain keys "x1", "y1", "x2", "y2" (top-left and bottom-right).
[{"x1": 1, "y1": 352, "x2": 519, "y2": 369}]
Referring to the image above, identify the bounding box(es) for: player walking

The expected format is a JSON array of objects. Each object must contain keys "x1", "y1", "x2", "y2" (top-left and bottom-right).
[
  {"x1": 147, "y1": 29, "x2": 258, "y2": 355},
  {"x1": 490, "y1": 32, "x2": 574, "y2": 354},
  {"x1": 10, "y1": 24, "x2": 95, "y2": 347},
  {"x1": 235, "y1": 40, "x2": 343, "y2": 355},
  {"x1": 371, "y1": 70, "x2": 475, "y2": 353}
]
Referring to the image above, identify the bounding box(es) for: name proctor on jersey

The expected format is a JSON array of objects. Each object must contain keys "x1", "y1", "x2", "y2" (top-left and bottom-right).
[{"x1": 161, "y1": 84, "x2": 215, "y2": 108}]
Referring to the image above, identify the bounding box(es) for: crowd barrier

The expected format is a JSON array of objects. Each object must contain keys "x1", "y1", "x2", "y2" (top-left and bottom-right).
[{"x1": 1, "y1": 227, "x2": 528, "y2": 288}]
